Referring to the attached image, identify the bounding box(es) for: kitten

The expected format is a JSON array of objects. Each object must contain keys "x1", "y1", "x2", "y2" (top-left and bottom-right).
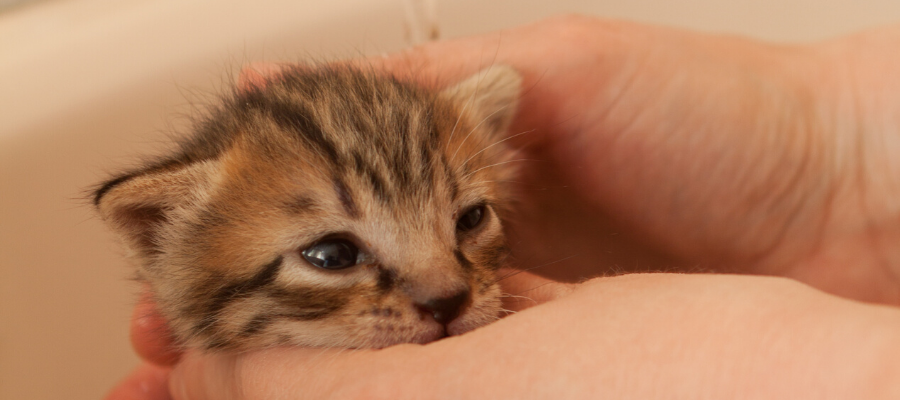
[{"x1": 93, "y1": 64, "x2": 523, "y2": 350}]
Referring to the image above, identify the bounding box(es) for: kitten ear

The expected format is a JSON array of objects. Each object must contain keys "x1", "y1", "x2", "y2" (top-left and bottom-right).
[
  {"x1": 94, "y1": 161, "x2": 218, "y2": 254},
  {"x1": 441, "y1": 65, "x2": 523, "y2": 133}
]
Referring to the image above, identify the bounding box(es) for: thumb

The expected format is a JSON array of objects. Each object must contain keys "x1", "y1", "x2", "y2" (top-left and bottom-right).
[
  {"x1": 132, "y1": 291, "x2": 182, "y2": 366},
  {"x1": 168, "y1": 352, "x2": 240, "y2": 400}
]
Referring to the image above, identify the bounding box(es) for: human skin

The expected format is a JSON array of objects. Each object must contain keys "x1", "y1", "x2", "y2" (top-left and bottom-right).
[
  {"x1": 172, "y1": 274, "x2": 900, "y2": 399},
  {"x1": 105, "y1": 16, "x2": 900, "y2": 399}
]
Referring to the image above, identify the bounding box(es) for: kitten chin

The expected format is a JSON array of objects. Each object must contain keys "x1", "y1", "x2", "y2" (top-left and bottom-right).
[{"x1": 94, "y1": 64, "x2": 523, "y2": 351}]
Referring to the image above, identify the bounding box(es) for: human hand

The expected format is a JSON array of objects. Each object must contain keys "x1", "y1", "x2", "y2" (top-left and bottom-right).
[
  {"x1": 106, "y1": 15, "x2": 900, "y2": 399},
  {"x1": 116, "y1": 274, "x2": 900, "y2": 400}
]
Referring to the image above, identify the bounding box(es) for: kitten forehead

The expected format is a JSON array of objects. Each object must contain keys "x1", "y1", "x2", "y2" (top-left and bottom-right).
[
  {"x1": 196, "y1": 67, "x2": 518, "y2": 276},
  {"x1": 207, "y1": 68, "x2": 512, "y2": 218}
]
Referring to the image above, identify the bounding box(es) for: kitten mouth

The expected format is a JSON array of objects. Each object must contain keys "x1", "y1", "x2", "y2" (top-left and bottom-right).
[
  {"x1": 417, "y1": 320, "x2": 450, "y2": 343},
  {"x1": 422, "y1": 313, "x2": 478, "y2": 341},
  {"x1": 379, "y1": 324, "x2": 445, "y2": 347},
  {"x1": 445, "y1": 320, "x2": 468, "y2": 337},
  {"x1": 435, "y1": 326, "x2": 450, "y2": 340}
]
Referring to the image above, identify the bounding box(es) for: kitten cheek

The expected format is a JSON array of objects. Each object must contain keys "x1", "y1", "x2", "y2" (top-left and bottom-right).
[
  {"x1": 447, "y1": 285, "x2": 503, "y2": 336},
  {"x1": 354, "y1": 304, "x2": 446, "y2": 347}
]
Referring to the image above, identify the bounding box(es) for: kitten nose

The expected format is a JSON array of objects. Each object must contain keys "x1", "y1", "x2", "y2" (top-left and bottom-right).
[{"x1": 415, "y1": 289, "x2": 470, "y2": 325}]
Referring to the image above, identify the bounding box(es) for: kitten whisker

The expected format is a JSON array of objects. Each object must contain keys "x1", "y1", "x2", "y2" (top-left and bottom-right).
[
  {"x1": 456, "y1": 128, "x2": 536, "y2": 173},
  {"x1": 321, "y1": 347, "x2": 350, "y2": 367},
  {"x1": 450, "y1": 104, "x2": 511, "y2": 163},
  {"x1": 462, "y1": 158, "x2": 537, "y2": 179},
  {"x1": 306, "y1": 346, "x2": 343, "y2": 365},
  {"x1": 446, "y1": 63, "x2": 496, "y2": 149},
  {"x1": 495, "y1": 255, "x2": 577, "y2": 282},
  {"x1": 500, "y1": 293, "x2": 537, "y2": 302},
  {"x1": 508, "y1": 281, "x2": 561, "y2": 297},
  {"x1": 446, "y1": 91, "x2": 473, "y2": 148},
  {"x1": 466, "y1": 179, "x2": 521, "y2": 186}
]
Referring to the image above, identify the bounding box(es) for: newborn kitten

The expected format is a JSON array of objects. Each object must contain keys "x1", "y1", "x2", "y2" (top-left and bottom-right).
[{"x1": 93, "y1": 64, "x2": 522, "y2": 350}]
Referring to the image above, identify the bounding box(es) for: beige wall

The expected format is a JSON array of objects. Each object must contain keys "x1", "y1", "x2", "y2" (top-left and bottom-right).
[{"x1": 2, "y1": 0, "x2": 899, "y2": 399}]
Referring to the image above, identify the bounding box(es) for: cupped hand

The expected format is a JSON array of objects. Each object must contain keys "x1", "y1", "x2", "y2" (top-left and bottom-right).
[
  {"x1": 106, "y1": 15, "x2": 900, "y2": 400},
  {"x1": 119, "y1": 274, "x2": 900, "y2": 400}
]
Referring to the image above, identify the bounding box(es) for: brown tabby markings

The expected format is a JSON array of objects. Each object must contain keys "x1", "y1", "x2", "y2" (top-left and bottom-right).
[
  {"x1": 333, "y1": 179, "x2": 360, "y2": 218},
  {"x1": 94, "y1": 65, "x2": 522, "y2": 350}
]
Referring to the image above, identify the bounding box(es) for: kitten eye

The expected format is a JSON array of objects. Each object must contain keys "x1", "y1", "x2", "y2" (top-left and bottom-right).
[
  {"x1": 456, "y1": 205, "x2": 486, "y2": 233},
  {"x1": 301, "y1": 239, "x2": 359, "y2": 270}
]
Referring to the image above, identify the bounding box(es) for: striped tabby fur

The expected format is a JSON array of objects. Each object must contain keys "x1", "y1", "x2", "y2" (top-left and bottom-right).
[{"x1": 94, "y1": 65, "x2": 522, "y2": 350}]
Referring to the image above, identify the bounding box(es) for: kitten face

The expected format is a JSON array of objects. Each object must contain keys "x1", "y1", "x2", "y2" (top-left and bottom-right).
[{"x1": 95, "y1": 65, "x2": 522, "y2": 350}]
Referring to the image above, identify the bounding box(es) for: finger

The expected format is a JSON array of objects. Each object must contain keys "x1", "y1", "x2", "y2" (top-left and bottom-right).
[
  {"x1": 236, "y1": 62, "x2": 291, "y2": 92},
  {"x1": 168, "y1": 352, "x2": 237, "y2": 400},
  {"x1": 132, "y1": 292, "x2": 182, "y2": 366},
  {"x1": 104, "y1": 363, "x2": 172, "y2": 400},
  {"x1": 168, "y1": 348, "x2": 380, "y2": 400},
  {"x1": 497, "y1": 268, "x2": 577, "y2": 312}
]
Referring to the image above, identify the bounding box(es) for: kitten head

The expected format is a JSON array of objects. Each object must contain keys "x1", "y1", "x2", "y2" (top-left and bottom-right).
[{"x1": 94, "y1": 65, "x2": 522, "y2": 350}]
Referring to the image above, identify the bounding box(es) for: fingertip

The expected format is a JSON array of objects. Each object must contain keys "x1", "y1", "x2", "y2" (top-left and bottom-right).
[
  {"x1": 237, "y1": 62, "x2": 288, "y2": 92},
  {"x1": 131, "y1": 297, "x2": 182, "y2": 366},
  {"x1": 348, "y1": 41, "x2": 490, "y2": 90},
  {"x1": 104, "y1": 363, "x2": 172, "y2": 400}
]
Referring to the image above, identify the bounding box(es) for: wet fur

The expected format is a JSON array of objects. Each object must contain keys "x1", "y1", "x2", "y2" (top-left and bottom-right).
[{"x1": 94, "y1": 65, "x2": 522, "y2": 350}]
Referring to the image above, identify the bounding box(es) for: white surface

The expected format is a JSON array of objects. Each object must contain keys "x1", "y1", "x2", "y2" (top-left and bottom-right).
[{"x1": 2, "y1": 0, "x2": 899, "y2": 399}]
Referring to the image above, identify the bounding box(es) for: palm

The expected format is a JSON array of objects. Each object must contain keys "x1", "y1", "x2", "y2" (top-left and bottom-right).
[{"x1": 496, "y1": 20, "x2": 900, "y2": 304}]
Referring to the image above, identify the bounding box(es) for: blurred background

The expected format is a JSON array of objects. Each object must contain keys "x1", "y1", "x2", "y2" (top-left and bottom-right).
[{"x1": 2, "y1": 0, "x2": 899, "y2": 399}]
